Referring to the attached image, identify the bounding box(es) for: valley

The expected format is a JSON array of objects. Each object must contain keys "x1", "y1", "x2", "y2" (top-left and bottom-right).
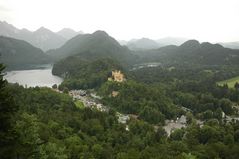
[{"x1": 1, "y1": 21, "x2": 239, "y2": 159}]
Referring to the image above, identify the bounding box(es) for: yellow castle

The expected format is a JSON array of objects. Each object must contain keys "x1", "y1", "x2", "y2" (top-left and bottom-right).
[{"x1": 108, "y1": 70, "x2": 125, "y2": 82}]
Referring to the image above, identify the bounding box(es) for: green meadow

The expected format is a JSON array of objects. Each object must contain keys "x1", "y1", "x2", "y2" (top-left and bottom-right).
[
  {"x1": 74, "y1": 100, "x2": 84, "y2": 109},
  {"x1": 217, "y1": 76, "x2": 239, "y2": 88}
]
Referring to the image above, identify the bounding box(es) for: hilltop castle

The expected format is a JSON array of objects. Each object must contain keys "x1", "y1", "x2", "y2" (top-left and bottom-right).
[{"x1": 108, "y1": 70, "x2": 125, "y2": 82}]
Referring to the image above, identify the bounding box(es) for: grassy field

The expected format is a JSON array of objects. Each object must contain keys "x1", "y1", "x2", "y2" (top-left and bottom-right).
[
  {"x1": 74, "y1": 100, "x2": 84, "y2": 109},
  {"x1": 217, "y1": 76, "x2": 239, "y2": 88}
]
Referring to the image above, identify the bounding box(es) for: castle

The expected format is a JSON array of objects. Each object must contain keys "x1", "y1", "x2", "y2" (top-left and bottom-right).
[{"x1": 108, "y1": 70, "x2": 125, "y2": 82}]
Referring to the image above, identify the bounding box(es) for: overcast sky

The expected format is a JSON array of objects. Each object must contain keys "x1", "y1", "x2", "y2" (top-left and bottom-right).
[{"x1": 0, "y1": 0, "x2": 239, "y2": 42}]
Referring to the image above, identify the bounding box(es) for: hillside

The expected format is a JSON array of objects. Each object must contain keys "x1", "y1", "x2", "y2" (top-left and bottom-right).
[
  {"x1": 52, "y1": 57, "x2": 123, "y2": 89},
  {"x1": 137, "y1": 40, "x2": 239, "y2": 66},
  {"x1": 47, "y1": 30, "x2": 137, "y2": 64},
  {"x1": 0, "y1": 36, "x2": 51, "y2": 70}
]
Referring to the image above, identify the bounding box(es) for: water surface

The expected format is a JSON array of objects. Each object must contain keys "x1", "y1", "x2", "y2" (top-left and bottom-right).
[{"x1": 4, "y1": 66, "x2": 63, "y2": 87}]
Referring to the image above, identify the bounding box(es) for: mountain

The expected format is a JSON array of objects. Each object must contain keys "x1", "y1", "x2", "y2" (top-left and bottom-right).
[
  {"x1": 48, "y1": 30, "x2": 136, "y2": 65},
  {"x1": 0, "y1": 36, "x2": 51, "y2": 70},
  {"x1": 28, "y1": 27, "x2": 66, "y2": 51},
  {"x1": 138, "y1": 40, "x2": 239, "y2": 66},
  {"x1": 157, "y1": 37, "x2": 188, "y2": 46},
  {"x1": 0, "y1": 21, "x2": 79, "y2": 51},
  {"x1": 121, "y1": 37, "x2": 188, "y2": 51},
  {"x1": 220, "y1": 41, "x2": 239, "y2": 49},
  {"x1": 57, "y1": 28, "x2": 83, "y2": 39},
  {"x1": 127, "y1": 38, "x2": 161, "y2": 50}
]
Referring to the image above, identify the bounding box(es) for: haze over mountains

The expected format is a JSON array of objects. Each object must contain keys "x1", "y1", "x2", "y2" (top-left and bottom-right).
[
  {"x1": 2, "y1": 20, "x2": 239, "y2": 53},
  {"x1": 125, "y1": 37, "x2": 189, "y2": 51},
  {"x1": 126, "y1": 38, "x2": 162, "y2": 51},
  {"x1": 0, "y1": 21, "x2": 83, "y2": 51},
  {"x1": 1, "y1": 20, "x2": 239, "y2": 71},
  {"x1": 219, "y1": 41, "x2": 239, "y2": 49}
]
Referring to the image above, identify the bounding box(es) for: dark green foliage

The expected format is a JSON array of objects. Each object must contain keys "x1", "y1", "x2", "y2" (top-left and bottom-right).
[
  {"x1": 48, "y1": 30, "x2": 137, "y2": 65},
  {"x1": 99, "y1": 80, "x2": 182, "y2": 124},
  {"x1": 52, "y1": 84, "x2": 57, "y2": 89},
  {"x1": 136, "y1": 40, "x2": 239, "y2": 66},
  {"x1": 53, "y1": 58, "x2": 124, "y2": 90},
  {"x1": 0, "y1": 64, "x2": 18, "y2": 158},
  {"x1": 139, "y1": 106, "x2": 165, "y2": 124},
  {"x1": 1, "y1": 79, "x2": 239, "y2": 158},
  {"x1": 2, "y1": 34, "x2": 239, "y2": 158},
  {"x1": 235, "y1": 82, "x2": 239, "y2": 89}
]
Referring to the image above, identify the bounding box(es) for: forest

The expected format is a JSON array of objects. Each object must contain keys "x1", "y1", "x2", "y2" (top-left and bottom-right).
[{"x1": 1, "y1": 52, "x2": 239, "y2": 159}]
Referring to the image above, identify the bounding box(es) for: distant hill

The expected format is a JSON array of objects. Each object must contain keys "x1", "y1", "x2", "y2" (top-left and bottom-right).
[
  {"x1": 157, "y1": 37, "x2": 188, "y2": 46},
  {"x1": 220, "y1": 41, "x2": 239, "y2": 49},
  {"x1": 28, "y1": 27, "x2": 66, "y2": 51},
  {"x1": 137, "y1": 40, "x2": 239, "y2": 66},
  {"x1": 0, "y1": 36, "x2": 51, "y2": 70},
  {"x1": 47, "y1": 30, "x2": 137, "y2": 65},
  {"x1": 120, "y1": 37, "x2": 188, "y2": 50},
  {"x1": 57, "y1": 28, "x2": 83, "y2": 40},
  {"x1": 127, "y1": 38, "x2": 161, "y2": 50},
  {"x1": 0, "y1": 21, "x2": 82, "y2": 51}
]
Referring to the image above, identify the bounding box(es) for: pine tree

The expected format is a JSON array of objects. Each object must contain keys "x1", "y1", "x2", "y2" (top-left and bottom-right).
[{"x1": 0, "y1": 64, "x2": 18, "y2": 158}]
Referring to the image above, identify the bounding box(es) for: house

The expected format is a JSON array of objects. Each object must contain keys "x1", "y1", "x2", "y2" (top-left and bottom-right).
[
  {"x1": 178, "y1": 115, "x2": 187, "y2": 124},
  {"x1": 112, "y1": 91, "x2": 119, "y2": 97},
  {"x1": 117, "y1": 113, "x2": 130, "y2": 124}
]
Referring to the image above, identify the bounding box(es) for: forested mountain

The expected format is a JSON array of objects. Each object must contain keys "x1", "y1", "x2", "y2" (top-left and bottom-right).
[
  {"x1": 136, "y1": 40, "x2": 239, "y2": 66},
  {"x1": 48, "y1": 30, "x2": 137, "y2": 64},
  {"x1": 0, "y1": 36, "x2": 51, "y2": 70},
  {"x1": 0, "y1": 21, "x2": 77, "y2": 51}
]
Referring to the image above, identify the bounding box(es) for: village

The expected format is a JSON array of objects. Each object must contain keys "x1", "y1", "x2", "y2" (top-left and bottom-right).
[
  {"x1": 62, "y1": 70, "x2": 192, "y2": 135},
  {"x1": 68, "y1": 70, "x2": 131, "y2": 127},
  {"x1": 53, "y1": 70, "x2": 239, "y2": 135},
  {"x1": 68, "y1": 87, "x2": 196, "y2": 135}
]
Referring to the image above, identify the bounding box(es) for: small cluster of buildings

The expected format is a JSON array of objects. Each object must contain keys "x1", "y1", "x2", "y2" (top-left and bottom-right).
[
  {"x1": 117, "y1": 113, "x2": 130, "y2": 124},
  {"x1": 69, "y1": 90, "x2": 86, "y2": 98},
  {"x1": 163, "y1": 115, "x2": 187, "y2": 136},
  {"x1": 69, "y1": 89, "x2": 108, "y2": 112},
  {"x1": 116, "y1": 113, "x2": 139, "y2": 132}
]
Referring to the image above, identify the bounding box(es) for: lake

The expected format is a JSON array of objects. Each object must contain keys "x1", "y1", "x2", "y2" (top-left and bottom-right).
[{"x1": 4, "y1": 66, "x2": 63, "y2": 87}]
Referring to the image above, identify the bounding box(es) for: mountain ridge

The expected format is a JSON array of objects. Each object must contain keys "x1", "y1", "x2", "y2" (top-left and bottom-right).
[
  {"x1": 0, "y1": 21, "x2": 82, "y2": 51},
  {"x1": 0, "y1": 36, "x2": 51, "y2": 70},
  {"x1": 48, "y1": 30, "x2": 137, "y2": 65}
]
